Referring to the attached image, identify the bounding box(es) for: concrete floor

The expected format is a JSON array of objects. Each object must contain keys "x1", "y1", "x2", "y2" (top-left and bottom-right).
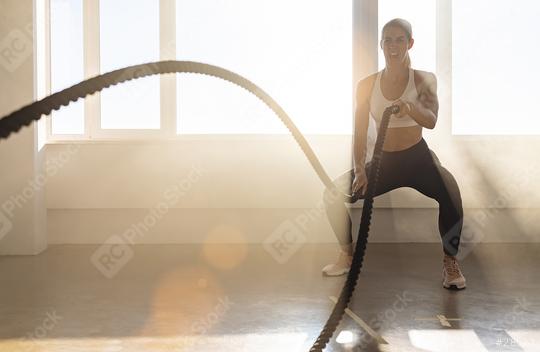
[{"x1": 0, "y1": 243, "x2": 539, "y2": 351}]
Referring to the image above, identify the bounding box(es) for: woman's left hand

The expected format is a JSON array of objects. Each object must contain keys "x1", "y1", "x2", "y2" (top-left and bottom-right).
[{"x1": 391, "y1": 99, "x2": 413, "y2": 118}]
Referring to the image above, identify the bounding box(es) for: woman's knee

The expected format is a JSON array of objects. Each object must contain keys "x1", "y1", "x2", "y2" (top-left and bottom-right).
[
  {"x1": 433, "y1": 169, "x2": 463, "y2": 220},
  {"x1": 440, "y1": 167, "x2": 463, "y2": 204},
  {"x1": 323, "y1": 169, "x2": 354, "y2": 204},
  {"x1": 323, "y1": 186, "x2": 344, "y2": 207},
  {"x1": 428, "y1": 149, "x2": 441, "y2": 166}
]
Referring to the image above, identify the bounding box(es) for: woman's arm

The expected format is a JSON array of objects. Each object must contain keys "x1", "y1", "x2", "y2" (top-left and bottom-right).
[
  {"x1": 394, "y1": 71, "x2": 439, "y2": 129},
  {"x1": 353, "y1": 75, "x2": 376, "y2": 173}
]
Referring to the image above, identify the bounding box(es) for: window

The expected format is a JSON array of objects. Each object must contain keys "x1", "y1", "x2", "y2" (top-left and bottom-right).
[
  {"x1": 50, "y1": 0, "x2": 84, "y2": 135},
  {"x1": 176, "y1": 0, "x2": 353, "y2": 134},
  {"x1": 42, "y1": 0, "x2": 540, "y2": 139},
  {"x1": 452, "y1": 0, "x2": 540, "y2": 135},
  {"x1": 99, "y1": 0, "x2": 160, "y2": 130},
  {"x1": 44, "y1": 0, "x2": 353, "y2": 139}
]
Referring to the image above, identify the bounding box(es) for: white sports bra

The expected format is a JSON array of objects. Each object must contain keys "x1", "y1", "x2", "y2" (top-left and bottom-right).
[{"x1": 369, "y1": 68, "x2": 420, "y2": 128}]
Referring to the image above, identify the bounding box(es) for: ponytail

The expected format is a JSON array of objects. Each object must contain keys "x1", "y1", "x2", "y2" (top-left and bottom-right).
[{"x1": 405, "y1": 52, "x2": 411, "y2": 68}]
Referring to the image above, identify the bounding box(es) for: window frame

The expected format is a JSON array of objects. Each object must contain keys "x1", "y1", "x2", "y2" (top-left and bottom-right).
[
  {"x1": 44, "y1": 0, "x2": 177, "y2": 141},
  {"x1": 43, "y1": 0, "x2": 359, "y2": 142},
  {"x1": 41, "y1": 0, "x2": 463, "y2": 142}
]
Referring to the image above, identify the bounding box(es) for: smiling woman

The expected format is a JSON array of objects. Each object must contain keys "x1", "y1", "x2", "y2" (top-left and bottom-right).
[
  {"x1": 378, "y1": 0, "x2": 436, "y2": 72},
  {"x1": 322, "y1": 18, "x2": 467, "y2": 293}
]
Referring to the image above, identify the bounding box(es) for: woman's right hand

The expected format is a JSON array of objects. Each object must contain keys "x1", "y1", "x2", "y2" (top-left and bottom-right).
[{"x1": 352, "y1": 169, "x2": 368, "y2": 196}]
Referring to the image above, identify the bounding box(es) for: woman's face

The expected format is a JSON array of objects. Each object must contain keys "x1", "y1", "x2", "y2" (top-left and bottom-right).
[{"x1": 380, "y1": 26, "x2": 413, "y2": 67}]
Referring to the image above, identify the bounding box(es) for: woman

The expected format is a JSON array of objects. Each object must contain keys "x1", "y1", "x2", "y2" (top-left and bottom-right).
[{"x1": 321, "y1": 18, "x2": 466, "y2": 290}]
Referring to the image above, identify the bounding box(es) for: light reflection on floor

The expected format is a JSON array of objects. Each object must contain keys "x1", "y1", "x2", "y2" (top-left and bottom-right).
[
  {"x1": 2, "y1": 329, "x2": 539, "y2": 352},
  {"x1": 408, "y1": 329, "x2": 488, "y2": 351},
  {"x1": 0, "y1": 333, "x2": 309, "y2": 352}
]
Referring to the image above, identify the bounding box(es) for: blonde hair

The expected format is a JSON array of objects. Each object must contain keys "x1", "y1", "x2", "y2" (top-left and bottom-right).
[{"x1": 382, "y1": 18, "x2": 413, "y2": 68}]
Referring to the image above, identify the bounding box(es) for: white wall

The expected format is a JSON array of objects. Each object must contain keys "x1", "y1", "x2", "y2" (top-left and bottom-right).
[
  {"x1": 0, "y1": 0, "x2": 47, "y2": 255},
  {"x1": 45, "y1": 132, "x2": 540, "y2": 244}
]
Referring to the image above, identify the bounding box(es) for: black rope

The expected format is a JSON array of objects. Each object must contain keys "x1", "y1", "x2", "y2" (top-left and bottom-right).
[
  {"x1": 0, "y1": 61, "x2": 398, "y2": 351},
  {"x1": 309, "y1": 104, "x2": 397, "y2": 351}
]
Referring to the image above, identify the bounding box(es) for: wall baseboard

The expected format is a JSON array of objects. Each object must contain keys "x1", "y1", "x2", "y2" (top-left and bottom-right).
[{"x1": 47, "y1": 207, "x2": 539, "y2": 244}]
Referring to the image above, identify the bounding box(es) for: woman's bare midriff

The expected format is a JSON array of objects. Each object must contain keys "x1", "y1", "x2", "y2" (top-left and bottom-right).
[{"x1": 379, "y1": 124, "x2": 423, "y2": 151}]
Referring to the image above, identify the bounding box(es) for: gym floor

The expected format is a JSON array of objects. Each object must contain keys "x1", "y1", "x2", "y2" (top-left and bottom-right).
[{"x1": 0, "y1": 243, "x2": 538, "y2": 351}]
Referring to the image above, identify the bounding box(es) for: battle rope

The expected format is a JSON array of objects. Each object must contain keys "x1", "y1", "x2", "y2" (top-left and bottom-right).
[
  {"x1": 0, "y1": 61, "x2": 398, "y2": 351},
  {"x1": 309, "y1": 104, "x2": 397, "y2": 351}
]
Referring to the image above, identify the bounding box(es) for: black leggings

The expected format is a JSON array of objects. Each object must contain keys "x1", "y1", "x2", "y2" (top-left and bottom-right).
[{"x1": 323, "y1": 137, "x2": 463, "y2": 256}]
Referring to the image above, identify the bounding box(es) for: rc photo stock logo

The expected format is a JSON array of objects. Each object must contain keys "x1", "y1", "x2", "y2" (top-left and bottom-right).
[
  {"x1": 263, "y1": 188, "x2": 342, "y2": 264},
  {"x1": 90, "y1": 235, "x2": 135, "y2": 279},
  {"x1": 0, "y1": 24, "x2": 33, "y2": 73},
  {"x1": 0, "y1": 210, "x2": 14, "y2": 241},
  {"x1": 0, "y1": 144, "x2": 81, "y2": 243},
  {"x1": 263, "y1": 219, "x2": 308, "y2": 264}
]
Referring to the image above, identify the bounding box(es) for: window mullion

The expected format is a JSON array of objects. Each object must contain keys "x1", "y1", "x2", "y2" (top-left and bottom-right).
[
  {"x1": 437, "y1": 0, "x2": 452, "y2": 139},
  {"x1": 83, "y1": 0, "x2": 100, "y2": 139},
  {"x1": 42, "y1": 0, "x2": 52, "y2": 142},
  {"x1": 160, "y1": 0, "x2": 177, "y2": 138}
]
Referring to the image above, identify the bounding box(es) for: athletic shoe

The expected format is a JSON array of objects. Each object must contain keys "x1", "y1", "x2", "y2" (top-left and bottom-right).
[
  {"x1": 442, "y1": 254, "x2": 466, "y2": 290},
  {"x1": 322, "y1": 251, "x2": 352, "y2": 276}
]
